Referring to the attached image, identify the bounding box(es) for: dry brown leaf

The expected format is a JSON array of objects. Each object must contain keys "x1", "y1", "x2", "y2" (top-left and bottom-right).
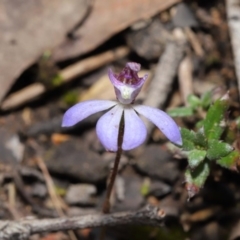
[
  {"x1": 0, "y1": 0, "x2": 89, "y2": 103},
  {"x1": 53, "y1": 0, "x2": 181, "y2": 61}
]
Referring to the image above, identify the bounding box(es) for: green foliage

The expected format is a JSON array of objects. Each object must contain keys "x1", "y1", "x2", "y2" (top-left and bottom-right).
[
  {"x1": 217, "y1": 151, "x2": 239, "y2": 169},
  {"x1": 181, "y1": 128, "x2": 196, "y2": 151},
  {"x1": 187, "y1": 94, "x2": 201, "y2": 108},
  {"x1": 185, "y1": 161, "x2": 210, "y2": 189},
  {"x1": 187, "y1": 149, "x2": 206, "y2": 168},
  {"x1": 206, "y1": 140, "x2": 233, "y2": 160},
  {"x1": 203, "y1": 97, "x2": 228, "y2": 140},
  {"x1": 167, "y1": 92, "x2": 212, "y2": 118},
  {"x1": 179, "y1": 93, "x2": 240, "y2": 199},
  {"x1": 201, "y1": 91, "x2": 212, "y2": 108},
  {"x1": 195, "y1": 128, "x2": 208, "y2": 147},
  {"x1": 167, "y1": 107, "x2": 193, "y2": 117}
]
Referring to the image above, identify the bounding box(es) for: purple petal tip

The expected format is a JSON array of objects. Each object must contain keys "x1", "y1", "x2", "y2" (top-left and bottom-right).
[{"x1": 126, "y1": 62, "x2": 141, "y2": 72}]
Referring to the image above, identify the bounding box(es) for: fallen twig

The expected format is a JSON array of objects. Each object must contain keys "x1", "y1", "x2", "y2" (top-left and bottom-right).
[
  {"x1": 227, "y1": 0, "x2": 240, "y2": 98},
  {"x1": 1, "y1": 46, "x2": 129, "y2": 111},
  {"x1": 178, "y1": 54, "x2": 193, "y2": 105},
  {"x1": 0, "y1": 205, "x2": 165, "y2": 240},
  {"x1": 184, "y1": 27, "x2": 204, "y2": 57}
]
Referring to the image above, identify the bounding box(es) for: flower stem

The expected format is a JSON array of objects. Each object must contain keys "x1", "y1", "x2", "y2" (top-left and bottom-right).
[
  {"x1": 102, "y1": 112, "x2": 124, "y2": 213},
  {"x1": 99, "y1": 113, "x2": 124, "y2": 240}
]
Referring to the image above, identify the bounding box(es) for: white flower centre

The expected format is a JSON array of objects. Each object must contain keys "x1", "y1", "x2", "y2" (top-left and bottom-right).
[{"x1": 120, "y1": 86, "x2": 134, "y2": 100}]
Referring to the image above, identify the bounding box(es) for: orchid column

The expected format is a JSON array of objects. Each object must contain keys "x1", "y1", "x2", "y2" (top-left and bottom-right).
[{"x1": 62, "y1": 62, "x2": 182, "y2": 213}]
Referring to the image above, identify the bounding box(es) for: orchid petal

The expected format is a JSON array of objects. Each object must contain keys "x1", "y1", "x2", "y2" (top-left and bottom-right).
[
  {"x1": 134, "y1": 105, "x2": 182, "y2": 145},
  {"x1": 126, "y1": 62, "x2": 141, "y2": 71},
  {"x1": 108, "y1": 68, "x2": 124, "y2": 87},
  {"x1": 108, "y1": 69, "x2": 147, "y2": 104},
  {"x1": 122, "y1": 108, "x2": 147, "y2": 150},
  {"x1": 96, "y1": 105, "x2": 123, "y2": 152},
  {"x1": 62, "y1": 100, "x2": 116, "y2": 127}
]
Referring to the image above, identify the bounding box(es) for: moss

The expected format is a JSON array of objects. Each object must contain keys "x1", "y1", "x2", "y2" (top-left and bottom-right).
[
  {"x1": 51, "y1": 74, "x2": 63, "y2": 87},
  {"x1": 62, "y1": 91, "x2": 79, "y2": 106},
  {"x1": 54, "y1": 186, "x2": 67, "y2": 197}
]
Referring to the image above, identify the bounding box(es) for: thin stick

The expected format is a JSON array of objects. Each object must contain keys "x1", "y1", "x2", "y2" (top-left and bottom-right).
[
  {"x1": 0, "y1": 205, "x2": 165, "y2": 240},
  {"x1": 1, "y1": 83, "x2": 45, "y2": 111},
  {"x1": 178, "y1": 54, "x2": 193, "y2": 105},
  {"x1": 184, "y1": 27, "x2": 204, "y2": 57}
]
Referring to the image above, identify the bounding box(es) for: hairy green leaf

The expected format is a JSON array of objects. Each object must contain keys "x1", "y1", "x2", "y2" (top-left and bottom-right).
[
  {"x1": 188, "y1": 149, "x2": 207, "y2": 168},
  {"x1": 201, "y1": 91, "x2": 212, "y2": 108},
  {"x1": 217, "y1": 151, "x2": 239, "y2": 169},
  {"x1": 181, "y1": 128, "x2": 196, "y2": 151},
  {"x1": 185, "y1": 161, "x2": 210, "y2": 188},
  {"x1": 206, "y1": 139, "x2": 233, "y2": 160},
  {"x1": 187, "y1": 95, "x2": 201, "y2": 108},
  {"x1": 167, "y1": 107, "x2": 194, "y2": 117},
  {"x1": 203, "y1": 96, "x2": 229, "y2": 140},
  {"x1": 194, "y1": 128, "x2": 208, "y2": 147}
]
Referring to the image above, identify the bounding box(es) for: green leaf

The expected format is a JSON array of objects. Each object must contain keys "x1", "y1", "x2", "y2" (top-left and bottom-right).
[
  {"x1": 167, "y1": 107, "x2": 194, "y2": 117},
  {"x1": 185, "y1": 161, "x2": 210, "y2": 187},
  {"x1": 187, "y1": 95, "x2": 201, "y2": 108},
  {"x1": 185, "y1": 161, "x2": 210, "y2": 198},
  {"x1": 196, "y1": 120, "x2": 204, "y2": 129},
  {"x1": 188, "y1": 149, "x2": 207, "y2": 168},
  {"x1": 217, "y1": 151, "x2": 240, "y2": 169},
  {"x1": 206, "y1": 139, "x2": 233, "y2": 160},
  {"x1": 181, "y1": 128, "x2": 196, "y2": 151},
  {"x1": 195, "y1": 128, "x2": 208, "y2": 147},
  {"x1": 201, "y1": 91, "x2": 212, "y2": 108},
  {"x1": 203, "y1": 97, "x2": 229, "y2": 140}
]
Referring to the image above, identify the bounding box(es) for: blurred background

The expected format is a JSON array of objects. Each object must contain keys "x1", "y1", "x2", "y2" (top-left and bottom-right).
[{"x1": 0, "y1": 0, "x2": 240, "y2": 239}]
